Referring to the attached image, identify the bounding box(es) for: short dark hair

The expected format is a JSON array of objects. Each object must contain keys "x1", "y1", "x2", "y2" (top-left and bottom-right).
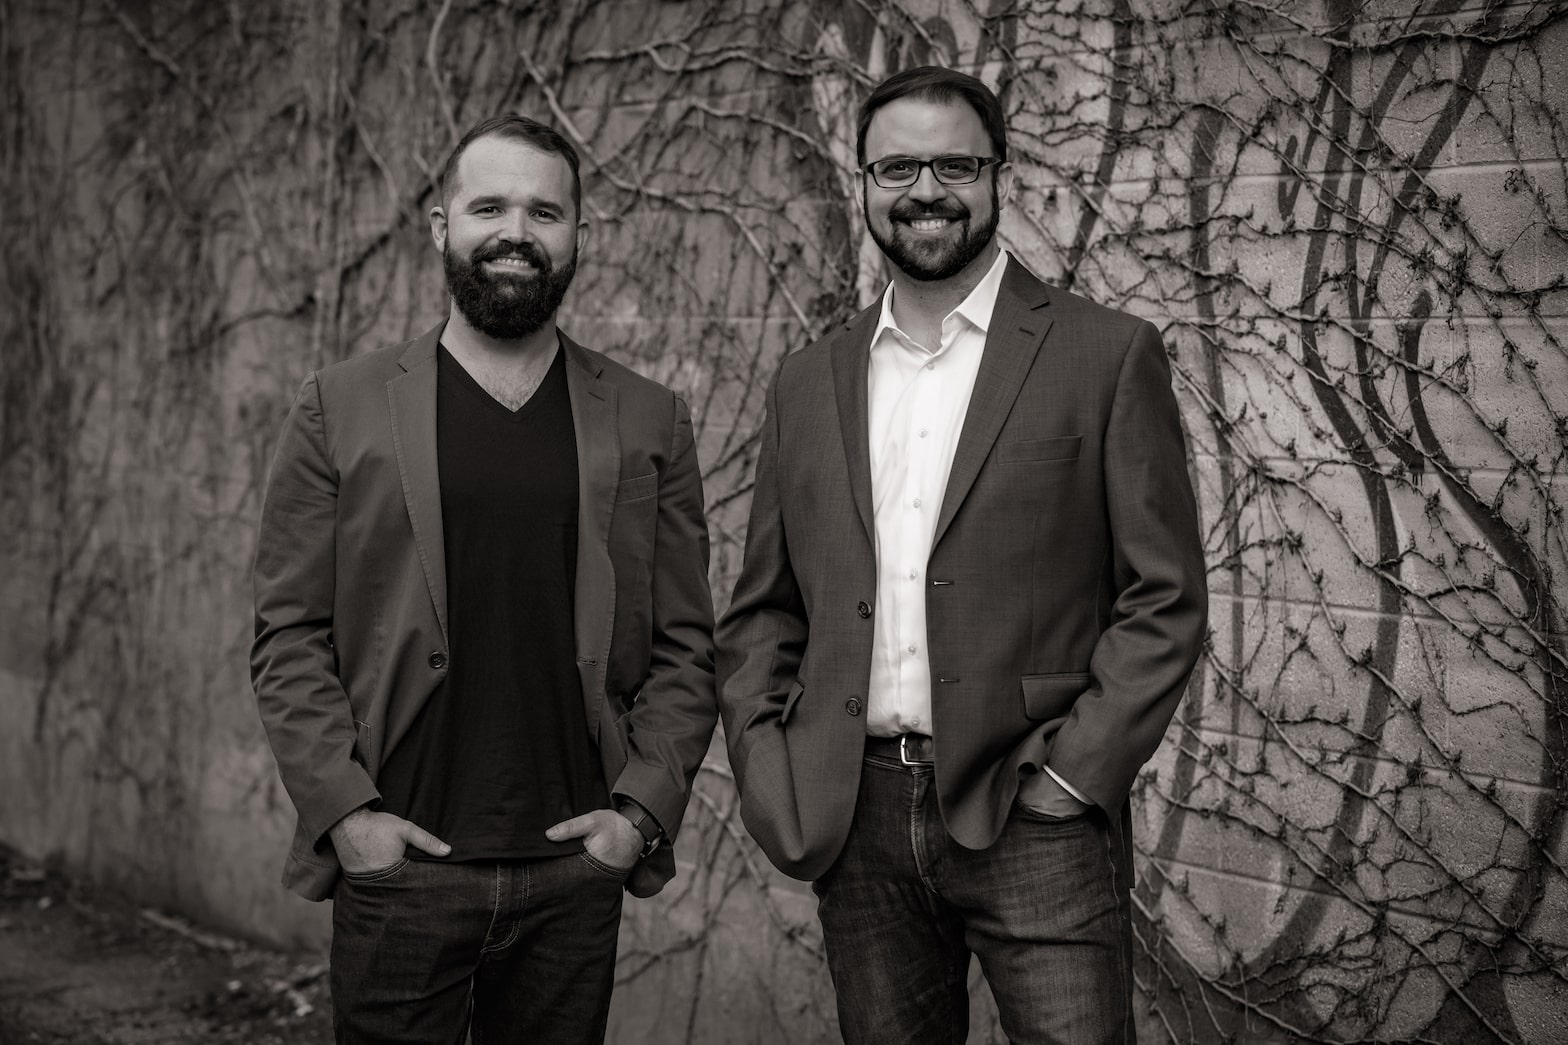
[
  {"x1": 855, "y1": 66, "x2": 1008, "y2": 167},
  {"x1": 439, "y1": 114, "x2": 582, "y2": 216}
]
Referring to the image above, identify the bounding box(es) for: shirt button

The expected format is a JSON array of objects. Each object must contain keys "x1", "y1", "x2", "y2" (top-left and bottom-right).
[
  {"x1": 907, "y1": 644, "x2": 917, "y2": 655},
  {"x1": 845, "y1": 698, "x2": 862, "y2": 717},
  {"x1": 907, "y1": 570, "x2": 917, "y2": 580},
  {"x1": 925, "y1": 362, "x2": 935, "y2": 370},
  {"x1": 919, "y1": 429, "x2": 928, "y2": 438},
  {"x1": 429, "y1": 651, "x2": 447, "y2": 670},
  {"x1": 912, "y1": 498, "x2": 921, "y2": 508},
  {"x1": 911, "y1": 716, "x2": 921, "y2": 728},
  {"x1": 857, "y1": 601, "x2": 872, "y2": 618}
]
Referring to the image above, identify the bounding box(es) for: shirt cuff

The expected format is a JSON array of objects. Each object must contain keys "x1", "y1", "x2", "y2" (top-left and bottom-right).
[{"x1": 1042, "y1": 765, "x2": 1092, "y2": 806}]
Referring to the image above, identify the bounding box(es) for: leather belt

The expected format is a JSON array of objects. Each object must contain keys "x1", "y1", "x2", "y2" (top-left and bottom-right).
[{"x1": 865, "y1": 733, "x2": 934, "y2": 765}]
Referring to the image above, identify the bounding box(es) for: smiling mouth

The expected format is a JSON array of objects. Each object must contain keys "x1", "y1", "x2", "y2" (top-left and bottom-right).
[
  {"x1": 901, "y1": 218, "x2": 955, "y2": 233},
  {"x1": 485, "y1": 256, "x2": 538, "y2": 270}
]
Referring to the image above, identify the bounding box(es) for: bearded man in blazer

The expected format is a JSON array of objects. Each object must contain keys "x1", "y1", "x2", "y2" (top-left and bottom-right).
[
  {"x1": 252, "y1": 115, "x2": 716, "y2": 1044},
  {"x1": 716, "y1": 68, "x2": 1208, "y2": 1044}
]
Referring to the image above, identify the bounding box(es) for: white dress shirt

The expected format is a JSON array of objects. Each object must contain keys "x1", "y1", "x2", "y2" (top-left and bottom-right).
[{"x1": 864, "y1": 250, "x2": 1088, "y2": 803}]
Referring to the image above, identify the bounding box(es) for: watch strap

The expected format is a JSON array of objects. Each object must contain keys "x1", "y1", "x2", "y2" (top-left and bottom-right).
[{"x1": 617, "y1": 800, "x2": 663, "y2": 858}]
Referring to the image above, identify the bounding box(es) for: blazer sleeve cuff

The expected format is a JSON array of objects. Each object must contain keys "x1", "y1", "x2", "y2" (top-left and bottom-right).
[{"x1": 301, "y1": 769, "x2": 382, "y2": 852}]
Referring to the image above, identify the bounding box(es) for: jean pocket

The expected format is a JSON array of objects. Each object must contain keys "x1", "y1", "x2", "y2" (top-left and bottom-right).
[
  {"x1": 1013, "y1": 800, "x2": 1093, "y2": 825},
  {"x1": 577, "y1": 850, "x2": 633, "y2": 881},
  {"x1": 340, "y1": 856, "x2": 410, "y2": 884}
]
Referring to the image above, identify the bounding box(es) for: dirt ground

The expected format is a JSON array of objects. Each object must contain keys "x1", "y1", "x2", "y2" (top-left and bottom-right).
[{"x1": 0, "y1": 843, "x2": 333, "y2": 1044}]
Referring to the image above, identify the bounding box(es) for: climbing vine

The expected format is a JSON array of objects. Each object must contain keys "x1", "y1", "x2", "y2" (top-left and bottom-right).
[{"x1": 1, "y1": 1, "x2": 1563, "y2": 1041}]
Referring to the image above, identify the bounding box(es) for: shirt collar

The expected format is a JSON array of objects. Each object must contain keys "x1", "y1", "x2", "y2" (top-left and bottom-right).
[{"x1": 872, "y1": 249, "x2": 1011, "y2": 349}]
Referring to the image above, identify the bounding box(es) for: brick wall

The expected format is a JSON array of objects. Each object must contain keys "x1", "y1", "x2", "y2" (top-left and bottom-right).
[{"x1": 1, "y1": 1, "x2": 1562, "y2": 1041}]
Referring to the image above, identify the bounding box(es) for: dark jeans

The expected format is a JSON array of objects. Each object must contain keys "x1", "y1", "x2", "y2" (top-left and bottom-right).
[
  {"x1": 330, "y1": 851, "x2": 626, "y2": 1045},
  {"x1": 814, "y1": 754, "x2": 1135, "y2": 1045}
]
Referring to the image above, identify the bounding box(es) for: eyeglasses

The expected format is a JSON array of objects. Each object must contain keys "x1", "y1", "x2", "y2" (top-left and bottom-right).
[{"x1": 860, "y1": 155, "x2": 1001, "y2": 189}]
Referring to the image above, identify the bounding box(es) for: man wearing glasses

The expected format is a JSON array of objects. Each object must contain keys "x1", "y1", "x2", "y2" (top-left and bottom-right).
[{"x1": 717, "y1": 67, "x2": 1207, "y2": 1043}]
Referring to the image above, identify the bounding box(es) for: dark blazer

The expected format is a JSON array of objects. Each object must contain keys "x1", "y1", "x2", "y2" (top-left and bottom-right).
[
  {"x1": 716, "y1": 257, "x2": 1207, "y2": 881},
  {"x1": 252, "y1": 322, "x2": 716, "y2": 900}
]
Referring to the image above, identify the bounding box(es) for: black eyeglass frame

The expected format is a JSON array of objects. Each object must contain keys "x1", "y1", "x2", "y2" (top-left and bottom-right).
[{"x1": 859, "y1": 155, "x2": 1003, "y2": 189}]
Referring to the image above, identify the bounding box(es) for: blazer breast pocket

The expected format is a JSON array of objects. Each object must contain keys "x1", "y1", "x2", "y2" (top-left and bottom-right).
[
  {"x1": 995, "y1": 434, "x2": 1082, "y2": 464},
  {"x1": 615, "y1": 471, "x2": 659, "y2": 503}
]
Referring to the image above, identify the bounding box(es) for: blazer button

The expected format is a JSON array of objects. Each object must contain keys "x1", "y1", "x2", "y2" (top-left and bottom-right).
[
  {"x1": 845, "y1": 697, "x2": 862, "y2": 717},
  {"x1": 429, "y1": 651, "x2": 447, "y2": 670},
  {"x1": 856, "y1": 601, "x2": 871, "y2": 618}
]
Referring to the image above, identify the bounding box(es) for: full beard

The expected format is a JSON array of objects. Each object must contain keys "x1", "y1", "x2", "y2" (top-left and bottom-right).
[
  {"x1": 444, "y1": 239, "x2": 578, "y2": 340},
  {"x1": 865, "y1": 181, "x2": 999, "y2": 283}
]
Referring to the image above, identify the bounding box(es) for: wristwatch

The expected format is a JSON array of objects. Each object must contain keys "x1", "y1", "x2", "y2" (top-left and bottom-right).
[{"x1": 616, "y1": 800, "x2": 664, "y2": 859}]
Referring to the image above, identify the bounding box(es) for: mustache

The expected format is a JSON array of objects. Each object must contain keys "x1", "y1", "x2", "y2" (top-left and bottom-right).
[
  {"x1": 889, "y1": 201, "x2": 970, "y2": 222},
  {"x1": 471, "y1": 240, "x2": 551, "y2": 269}
]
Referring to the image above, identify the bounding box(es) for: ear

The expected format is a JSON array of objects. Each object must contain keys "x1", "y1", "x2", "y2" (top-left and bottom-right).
[
  {"x1": 429, "y1": 205, "x2": 448, "y2": 253},
  {"x1": 575, "y1": 216, "x2": 591, "y2": 259},
  {"x1": 995, "y1": 161, "x2": 1016, "y2": 212}
]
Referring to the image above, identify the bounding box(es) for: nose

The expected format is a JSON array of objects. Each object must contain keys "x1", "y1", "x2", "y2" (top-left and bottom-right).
[
  {"x1": 906, "y1": 164, "x2": 949, "y2": 204},
  {"x1": 498, "y1": 209, "x2": 535, "y2": 246}
]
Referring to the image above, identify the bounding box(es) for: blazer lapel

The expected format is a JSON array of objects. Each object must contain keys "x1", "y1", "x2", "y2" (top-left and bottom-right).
[
  {"x1": 830, "y1": 304, "x2": 882, "y2": 548},
  {"x1": 388, "y1": 323, "x2": 449, "y2": 643},
  {"x1": 561, "y1": 332, "x2": 618, "y2": 738},
  {"x1": 931, "y1": 262, "x2": 1055, "y2": 550}
]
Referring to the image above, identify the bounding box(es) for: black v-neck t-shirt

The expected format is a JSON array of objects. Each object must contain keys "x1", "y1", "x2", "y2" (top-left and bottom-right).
[{"x1": 376, "y1": 343, "x2": 607, "y2": 860}]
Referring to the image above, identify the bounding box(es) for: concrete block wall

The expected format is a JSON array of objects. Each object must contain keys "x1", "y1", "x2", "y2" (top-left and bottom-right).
[{"x1": 1, "y1": 1, "x2": 1562, "y2": 1041}]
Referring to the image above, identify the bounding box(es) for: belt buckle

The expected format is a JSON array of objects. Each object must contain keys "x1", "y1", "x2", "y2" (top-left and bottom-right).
[{"x1": 899, "y1": 734, "x2": 920, "y2": 765}]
